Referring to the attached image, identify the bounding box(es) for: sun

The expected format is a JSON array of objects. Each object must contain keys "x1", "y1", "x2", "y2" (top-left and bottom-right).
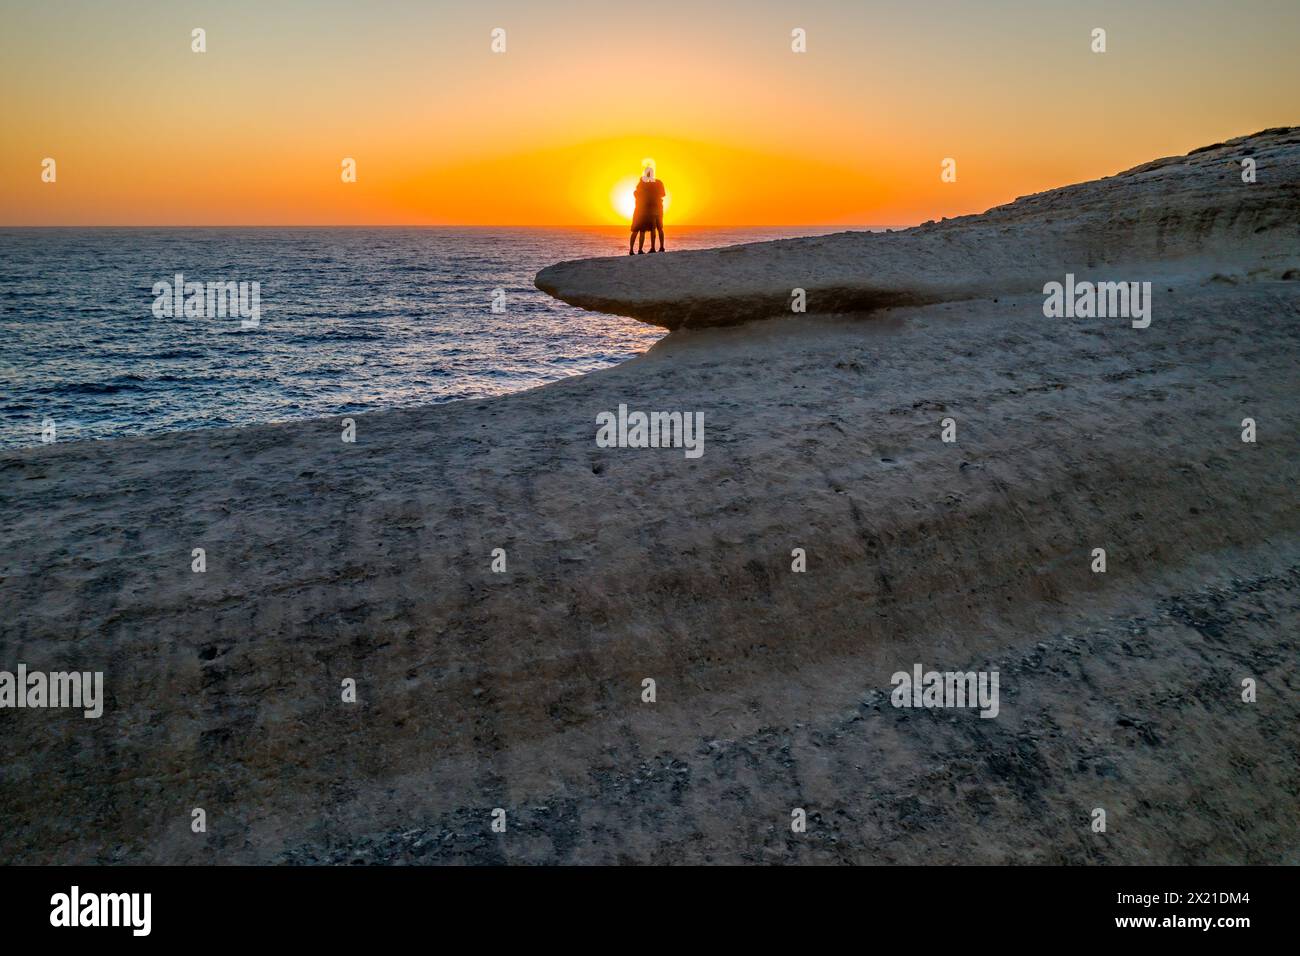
[
  {"x1": 611, "y1": 176, "x2": 638, "y2": 220},
  {"x1": 610, "y1": 175, "x2": 672, "y2": 222}
]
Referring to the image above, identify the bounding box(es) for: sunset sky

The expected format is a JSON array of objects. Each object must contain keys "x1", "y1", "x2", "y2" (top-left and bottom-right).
[{"x1": 2, "y1": 0, "x2": 1297, "y2": 226}]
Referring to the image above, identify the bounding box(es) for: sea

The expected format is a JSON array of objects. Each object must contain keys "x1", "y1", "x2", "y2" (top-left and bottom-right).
[{"x1": 0, "y1": 226, "x2": 855, "y2": 448}]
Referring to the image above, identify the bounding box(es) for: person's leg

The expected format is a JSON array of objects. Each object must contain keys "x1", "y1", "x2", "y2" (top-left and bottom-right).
[
  {"x1": 655, "y1": 218, "x2": 665, "y2": 251},
  {"x1": 637, "y1": 228, "x2": 646, "y2": 253},
  {"x1": 629, "y1": 230, "x2": 635, "y2": 255}
]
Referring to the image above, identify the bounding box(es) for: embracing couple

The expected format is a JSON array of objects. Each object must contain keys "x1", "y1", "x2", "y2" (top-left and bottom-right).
[{"x1": 629, "y1": 162, "x2": 666, "y2": 254}]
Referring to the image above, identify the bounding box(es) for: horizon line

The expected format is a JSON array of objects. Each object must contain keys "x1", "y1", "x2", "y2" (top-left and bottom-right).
[{"x1": 0, "y1": 222, "x2": 913, "y2": 230}]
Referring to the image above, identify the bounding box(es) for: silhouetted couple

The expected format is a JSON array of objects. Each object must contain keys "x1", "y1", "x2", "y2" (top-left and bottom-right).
[{"x1": 630, "y1": 164, "x2": 666, "y2": 254}]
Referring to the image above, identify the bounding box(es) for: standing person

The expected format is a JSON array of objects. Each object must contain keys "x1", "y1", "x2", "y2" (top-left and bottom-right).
[
  {"x1": 629, "y1": 161, "x2": 666, "y2": 254},
  {"x1": 629, "y1": 170, "x2": 649, "y2": 255},
  {"x1": 638, "y1": 162, "x2": 666, "y2": 252}
]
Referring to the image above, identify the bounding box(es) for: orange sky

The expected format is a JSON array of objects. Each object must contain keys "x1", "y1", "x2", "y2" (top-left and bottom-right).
[{"x1": 2, "y1": 0, "x2": 1297, "y2": 226}]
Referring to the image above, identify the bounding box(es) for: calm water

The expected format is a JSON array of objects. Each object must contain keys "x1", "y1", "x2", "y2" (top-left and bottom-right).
[{"x1": 0, "y1": 226, "x2": 854, "y2": 448}]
